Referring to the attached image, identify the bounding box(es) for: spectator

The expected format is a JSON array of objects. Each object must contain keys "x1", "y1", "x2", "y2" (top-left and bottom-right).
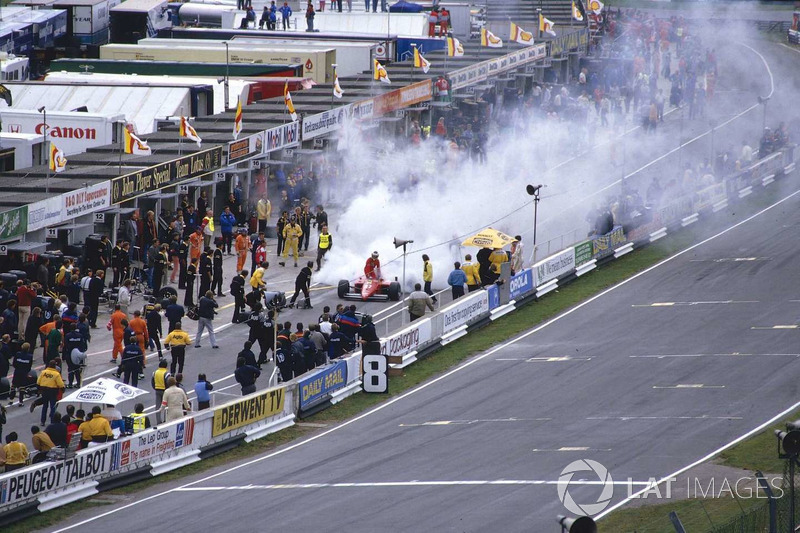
[
  {"x1": 196, "y1": 291, "x2": 219, "y2": 349},
  {"x1": 407, "y1": 283, "x2": 434, "y2": 322},
  {"x1": 194, "y1": 374, "x2": 214, "y2": 410},
  {"x1": 305, "y1": 0, "x2": 315, "y2": 31},
  {"x1": 30, "y1": 425, "x2": 55, "y2": 463},
  {"x1": 161, "y1": 377, "x2": 191, "y2": 422},
  {"x1": 129, "y1": 403, "x2": 151, "y2": 434},
  {"x1": 279, "y1": 1, "x2": 292, "y2": 29},
  {"x1": 447, "y1": 262, "x2": 467, "y2": 300},
  {"x1": 235, "y1": 357, "x2": 261, "y2": 396}
]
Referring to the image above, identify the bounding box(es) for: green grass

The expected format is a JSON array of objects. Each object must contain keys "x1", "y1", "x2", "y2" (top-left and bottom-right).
[
  {"x1": 717, "y1": 408, "x2": 800, "y2": 474},
  {"x1": 7, "y1": 184, "x2": 791, "y2": 531},
  {"x1": 599, "y1": 496, "x2": 769, "y2": 533}
]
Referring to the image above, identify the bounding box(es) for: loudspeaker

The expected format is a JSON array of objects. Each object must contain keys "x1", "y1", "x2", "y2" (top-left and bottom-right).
[
  {"x1": 393, "y1": 237, "x2": 413, "y2": 249},
  {"x1": 557, "y1": 515, "x2": 597, "y2": 533}
]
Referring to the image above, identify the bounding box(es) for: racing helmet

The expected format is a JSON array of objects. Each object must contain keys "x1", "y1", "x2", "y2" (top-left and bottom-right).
[{"x1": 371, "y1": 251, "x2": 379, "y2": 259}]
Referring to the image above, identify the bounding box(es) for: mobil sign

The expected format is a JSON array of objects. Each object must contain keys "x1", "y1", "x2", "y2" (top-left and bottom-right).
[{"x1": 2, "y1": 109, "x2": 123, "y2": 156}]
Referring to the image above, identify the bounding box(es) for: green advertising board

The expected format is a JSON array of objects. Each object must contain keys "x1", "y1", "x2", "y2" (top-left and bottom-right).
[{"x1": 0, "y1": 205, "x2": 28, "y2": 241}]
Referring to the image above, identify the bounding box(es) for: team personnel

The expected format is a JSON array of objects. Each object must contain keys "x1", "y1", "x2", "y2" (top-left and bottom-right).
[
  {"x1": 461, "y1": 254, "x2": 482, "y2": 292},
  {"x1": 151, "y1": 360, "x2": 171, "y2": 423},
  {"x1": 164, "y1": 322, "x2": 192, "y2": 375},
  {"x1": 230, "y1": 270, "x2": 248, "y2": 323},
  {"x1": 36, "y1": 360, "x2": 64, "y2": 426},
  {"x1": 290, "y1": 261, "x2": 314, "y2": 309},
  {"x1": 121, "y1": 334, "x2": 144, "y2": 387},
  {"x1": 422, "y1": 254, "x2": 437, "y2": 303},
  {"x1": 235, "y1": 229, "x2": 250, "y2": 273},
  {"x1": 316, "y1": 224, "x2": 332, "y2": 271},
  {"x1": 280, "y1": 219, "x2": 303, "y2": 267}
]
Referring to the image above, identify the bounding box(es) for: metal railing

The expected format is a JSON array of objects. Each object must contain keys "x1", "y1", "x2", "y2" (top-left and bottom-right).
[
  {"x1": 373, "y1": 287, "x2": 450, "y2": 337},
  {"x1": 531, "y1": 227, "x2": 583, "y2": 264}
]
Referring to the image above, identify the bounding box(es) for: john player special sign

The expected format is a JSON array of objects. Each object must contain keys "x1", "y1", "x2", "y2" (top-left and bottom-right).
[{"x1": 111, "y1": 147, "x2": 223, "y2": 204}]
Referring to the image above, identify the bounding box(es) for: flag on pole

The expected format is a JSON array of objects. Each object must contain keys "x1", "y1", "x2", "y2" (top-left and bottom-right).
[
  {"x1": 413, "y1": 48, "x2": 430, "y2": 74},
  {"x1": 49, "y1": 142, "x2": 66, "y2": 173},
  {"x1": 333, "y1": 70, "x2": 344, "y2": 99},
  {"x1": 0, "y1": 84, "x2": 11, "y2": 106},
  {"x1": 124, "y1": 124, "x2": 151, "y2": 155},
  {"x1": 180, "y1": 116, "x2": 202, "y2": 148},
  {"x1": 572, "y1": 1, "x2": 584, "y2": 21},
  {"x1": 283, "y1": 80, "x2": 298, "y2": 121},
  {"x1": 233, "y1": 98, "x2": 242, "y2": 140},
  {"x1": 446, "y1": 36, "x2": 464, "y2": 57},
  {"x1": 588, "y1": 0, "x2": 603, "y2": 15},
  {"x1": 480, "y1": 28, "x2": 503, "y2": 48},
  {"x1": 373, "y1": 59, "x2": 391, "y2": 84},
  {"x1": 539, "y1": 14, "x2": 556, "y2": 36},
  {"x1": 510, "y1": 22, "x2": 535, "y2": 45}
]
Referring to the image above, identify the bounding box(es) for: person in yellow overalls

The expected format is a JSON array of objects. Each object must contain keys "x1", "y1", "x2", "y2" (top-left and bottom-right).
[
  {"x1": 315, "y1": 224, "x2": 332, "y2": 272},
  {"x1": 235, "y1": 229, "x2": 250, "y2": 272},
  {"x1": 280, "y1": 220, "x2": 303, "y2": 267}
]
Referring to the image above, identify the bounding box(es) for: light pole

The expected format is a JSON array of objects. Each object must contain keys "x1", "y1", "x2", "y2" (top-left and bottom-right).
[
  {"x1": 393, "y1": 237, "x2": 413, "y2": 297},
  {"x1": 526, "y1": 184, "x2": 542, "y2": 261},
  {"x1": 758, "y1": 95, "x2": 770, "y2": 131},
  {"x1": 38, "y1": 105, "x2": 48, "y2": 193},
  {"x1": 709, "y1": 118, "x2": 717, "y2": 165},
  {"x1": 224, "y1": 41, "x2": 230, "y2": 110}
]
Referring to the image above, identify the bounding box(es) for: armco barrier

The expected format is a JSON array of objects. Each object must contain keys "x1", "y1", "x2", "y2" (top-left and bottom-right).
[{"x1": 1, "y1": 144, "x2": 794, "y2": 525}]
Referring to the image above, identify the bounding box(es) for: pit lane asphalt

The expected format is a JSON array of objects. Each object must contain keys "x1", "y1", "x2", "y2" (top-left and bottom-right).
[{"x1": 43, "y1": 38, "x2": 800, "y2": 532}]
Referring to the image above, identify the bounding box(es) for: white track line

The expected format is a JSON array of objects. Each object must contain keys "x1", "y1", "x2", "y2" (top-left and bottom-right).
[{"x1": 52, "y1": 182, "x2": 800, "y2": 533}]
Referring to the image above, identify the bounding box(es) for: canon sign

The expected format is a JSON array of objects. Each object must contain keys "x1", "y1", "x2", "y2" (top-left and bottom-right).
[{"x1": 35, "y1": 123, "x2": 97, "y2": 140}]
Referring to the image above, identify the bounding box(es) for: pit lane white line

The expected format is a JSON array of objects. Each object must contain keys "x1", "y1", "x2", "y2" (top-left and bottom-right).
[
  {"x1": 172, "y1": 480, "x2": 652, "y2": 491},
  {"x1": 630, "y1": 353, "x2": 800, "y2": 359},
  {"x1": 51, "y1": 183, "x2": 800, "y2": 533},
  {"x1": 398, "y1": 418, "x2": 552, "y2": 427}
]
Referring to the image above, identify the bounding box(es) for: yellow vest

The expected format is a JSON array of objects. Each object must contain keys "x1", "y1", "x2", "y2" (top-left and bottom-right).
[
  {"x1": 153, "y1": 367, "x2": 169, "y2": 390},
  {"x1": 131, "y1": 413, "x2": 148, "y2": 433},
  {"x1": 319, "y1": 233, "x2": 331, "y2": 249}
]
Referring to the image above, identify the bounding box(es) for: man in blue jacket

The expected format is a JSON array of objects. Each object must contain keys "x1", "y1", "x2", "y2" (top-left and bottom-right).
[
  {"x1": 447, "y1": 261, "x2": 467, "y2": 300},
  {"x1": 279, "y1": 1, "x2": 292, "y2": 30},
  {"x1": 219, "y1": 206, "x2": 237, "y2": 255}
]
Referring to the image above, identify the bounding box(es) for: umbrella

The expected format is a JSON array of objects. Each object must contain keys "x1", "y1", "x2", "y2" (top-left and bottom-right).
[
  {"x1": 58, "y1": 377, "x2": 148, "y2": 407},
  {"x1": 461, "y1": 227, "x2": 517, "y2": 249}
]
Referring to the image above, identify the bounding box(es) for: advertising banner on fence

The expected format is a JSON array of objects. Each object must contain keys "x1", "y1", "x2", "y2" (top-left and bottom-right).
[
  {"x1": 110, "y1": 418, "x2": 196, "y2": 468},
  {"x1": 227, "y1": 131, "x2": 264, "y2": 166},
  {"x1": 381, "y1": 319, "x2": 432, "y2": 359},
  {"x1": 694, "y1": 182, "x2": 726, "y2": 212},
  {"x1": 592, "y1": 226, "x2": 626, "y2": 258},
  {"x1": 574, "y1": 240, "x2": 593, "y2": 267},
  {"x1": 0, "y1": 206, "x2": 28, "y2": 241},
  {"x1": 509, "y1": 268, "x2": 535, "y2": 300},
  {"x1": 487, "y1": 284, "x2": 500, "y2": 310},
  {"x1": 534, "y1": 248, "x2": 575, "y2": 287},
  {"x1": 441, "y1": 290, "x2": 490, "y2": 335},
  {"x1": 350, "y1": 99, "x2": 374, "y2": 121},
  {"x1": 302, "y1": 105, "x2": 350, "y2": 141},
  {"x1": 63, "y1": 181, "x2": 112, "y2": 218},
  {"x1": 0, "y1": 446, "x2": 111, "y2": 505},
  {"x1": 371, "y1": 80, "x2": 432, "y2": 117},
  {"x1": 111, "y1": 147, "x2": 223, "y2": 204},
  {"x1": 299, "y1": 360, "x2": 347, "y2": 409},
  {"x1": 212, "y1": 386, "x2": 286, "y2": 437},
  {"x1": 265, "y1": 121, "x2": 300, "y2": 154},
  {"x1": 27, "y1": 197, "x2": 62, "y2": 232},
  {"x1": 450, "y1": 44, "x2": 546, "y2": 90}
]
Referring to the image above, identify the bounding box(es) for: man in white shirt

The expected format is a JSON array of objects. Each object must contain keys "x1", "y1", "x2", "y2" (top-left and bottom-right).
[
  {"x1": 117, "y1": 280, "x2": 132, "y2": 316},
  {"x1": 510, "y1": 236, "x2": 524, "y2": 276}
]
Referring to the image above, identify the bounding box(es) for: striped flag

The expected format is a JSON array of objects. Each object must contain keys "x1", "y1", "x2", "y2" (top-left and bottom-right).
[
  {"x1": 373, "y1": 59, "x2": 391, "y2": 84},
  {"x1": 124, "y1": 124, "x2": 151, "y2": 155},
  {"x1": 49, "y1": 142, "x2": 66, "y2": 173},
  {"x1": 413, "y1": 47, "x2": 430, "y2": 74},
  {"x1": 180, "y1": 116, "x2": 202, "y2": 148},
  {"x1": 446, "y1": 36, "x2": 464, "y2": 57},
  {"x1": 233, "y1": 97, "x2": 242, "y2": 140},
  {"x1": 510, "y1": 22, "x2": 535, "y2": 45},
  {"x1": 480, "y1": 28, "x2": 503, "y2": 48},
  {"x1": 572, "y1": 1, "x2": 584, "y2": 21},
  {"x1": 539, "y1": 13, "x2": 556, "y2": 36},
  {"x1": 284, "y1": 80, "x2": 297, "y2": 120}
]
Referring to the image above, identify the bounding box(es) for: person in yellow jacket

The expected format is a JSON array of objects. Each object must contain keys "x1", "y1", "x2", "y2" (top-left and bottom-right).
[
  {"x1": 421, "y1": 254, "x2": 437, "y2": 303},
  {"x1": 250, "y1": 261, "x2": 268, "y2": 290},
  {"x1": 461, "y1": 254, "x2": 482, "y2": 291},
  {"x1": 37, "y1": 360, "x2": 65, "y2": 426},
  {"x1": 151, "y1": 360, "x2": 171, "y2": 423},
  {"x1": 256, "y1": 195, "x2": 271, "y2": 233},
  {"x1": 315, "y1": 224, "x2": 332, "y2": 272},
  {"x1": 280, "y1": 220, "x2": 303, "y2": 267},
  {"x1": 2, "y1": 432, "x2": 29, "y2": 471},
  {"x1": 78, "y1": 406, "x2": 114, "y2": 447},
  {"x1": 164, "y1": 321, "x2": 193, "y2": 376},
  {"x1": 201, "y1": 209, "x2": 215, "y2": 249},
  {"x1": 489, "y1": 248, "x2": 509, "y2": 275}
]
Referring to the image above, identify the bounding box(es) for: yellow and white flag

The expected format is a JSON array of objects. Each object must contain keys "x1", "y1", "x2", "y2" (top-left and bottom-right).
[
  {"x1": 284, "y1": 81, "x2": 297, "y2": 121},
  {"x1": 180, "y1": 116, "x2": 202, "y2": 148},
  {"x1": 233, "y1": 98, "x2": 242, "y2": 140},
  {"x1": 413, "y1": 48, "x2": 430, "y2": 74},
  {"x1": 373, "y1": 59, "x2": 391, "y2": 84},
  {"x1": 333, "y1": 71, "x2": 344, "y2": 99},
  {"x1": 49, "y1": 142, "x2": 66, "y2": 173},
  {"x1": 572, "y1": 1, "x2": 584, "y2": 21},
  {"x1": 510, "y1": 22, "x2": 535, "y2": 45},
  {"x1": 588, "y1": 0, "x2": 603, "y2": 14},
  {"x1": 124, "y1": 124, "x2": 151, "y2": 155},
  {"x1": 446, "y1": 36, "x2": 464, "y2": 57},
  {"x1": 539, "y1": 13, "x2": 556, "y2": 36},
  {"x1": 480, "y1": 28, "x2": 503, "y2": 48}
]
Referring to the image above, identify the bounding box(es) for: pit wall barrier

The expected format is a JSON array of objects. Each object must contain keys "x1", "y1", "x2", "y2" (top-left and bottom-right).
[{"x1": 0, "y1": 145, "x2": 794, "y2": 524}]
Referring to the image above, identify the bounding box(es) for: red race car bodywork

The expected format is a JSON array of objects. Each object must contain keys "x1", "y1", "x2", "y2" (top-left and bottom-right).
[{"x1": 338, "y1": 276, "x2": 401, "y2": 301}]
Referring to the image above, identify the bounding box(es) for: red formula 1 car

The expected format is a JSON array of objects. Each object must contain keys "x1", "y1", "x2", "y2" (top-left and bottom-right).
[{"x1": 338, "y1": 276, "x2": 401, "y2": 301}]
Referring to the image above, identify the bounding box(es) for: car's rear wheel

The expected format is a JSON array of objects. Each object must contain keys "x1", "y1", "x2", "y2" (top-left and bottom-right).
[
  {"x1": 338, "y1": 279, "x2": 350, "y2": 299},
  {"x1": 388, "y1": 281, "x2": 401, "y2": 301}
]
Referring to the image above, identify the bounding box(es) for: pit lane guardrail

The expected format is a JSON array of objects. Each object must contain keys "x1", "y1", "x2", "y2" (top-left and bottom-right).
[{"x1": 0, "y1": 145, "x2": 794, "y2": 525}]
